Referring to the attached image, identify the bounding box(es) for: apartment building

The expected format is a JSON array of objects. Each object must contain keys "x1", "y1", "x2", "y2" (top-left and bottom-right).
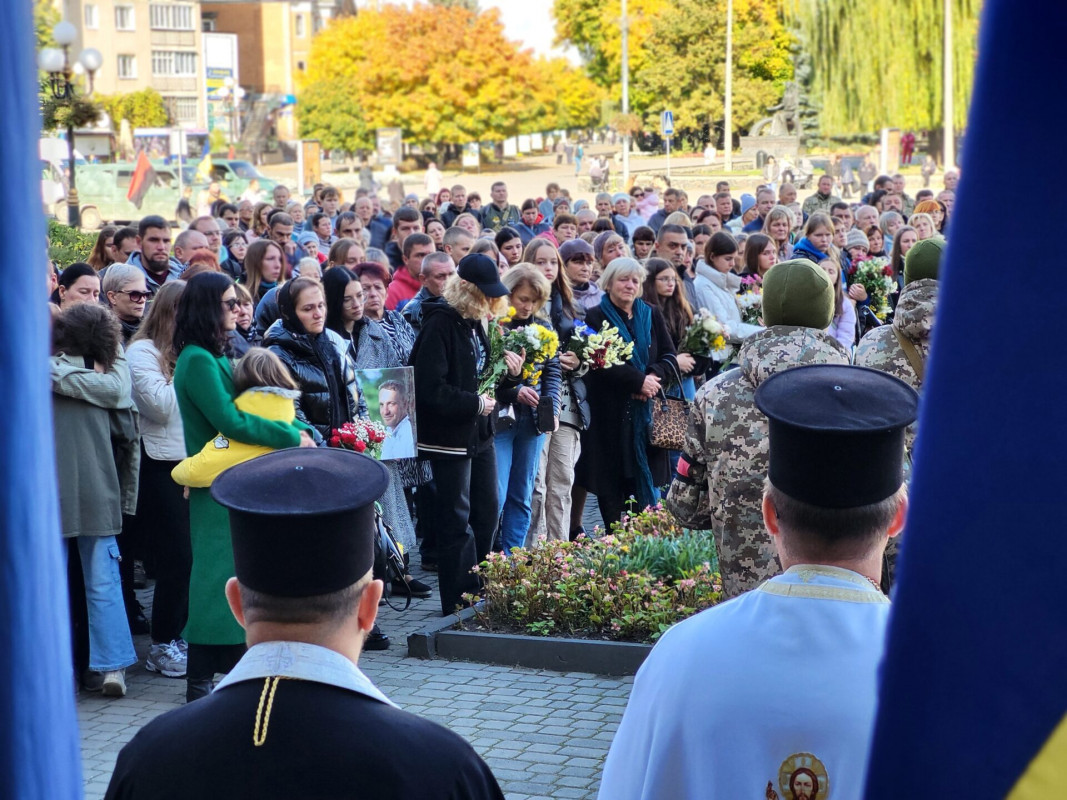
[{"x1": 57, "y1": 0, "x2": 208, "y2": 128}]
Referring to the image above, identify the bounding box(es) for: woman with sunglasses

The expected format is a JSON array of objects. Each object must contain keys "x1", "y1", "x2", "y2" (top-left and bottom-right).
[
  {"x1": 102, "y1": 263, "x2": 151, "y2": 345},
  {"x1": 172, "y1": 272, "x2": 315, "y2": 703}
]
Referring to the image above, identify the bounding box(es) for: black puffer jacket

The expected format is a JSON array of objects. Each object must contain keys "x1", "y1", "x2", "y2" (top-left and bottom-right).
[{"x1": 263, "y1": 321, "x2": 354, "y2": 440}]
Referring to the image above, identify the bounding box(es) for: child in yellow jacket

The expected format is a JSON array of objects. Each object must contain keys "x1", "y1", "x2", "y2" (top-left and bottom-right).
[{"x1": 172, "y1": 349, "x2": 302, "y2": 488}]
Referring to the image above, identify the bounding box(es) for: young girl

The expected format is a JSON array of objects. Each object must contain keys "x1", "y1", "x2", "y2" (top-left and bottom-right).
[
  {"x1": 818, "y1": 258, "x2": 857, "y2": 351},
  {"x1": 171, "y1": 349, "x2": 300, "y2": 488}
]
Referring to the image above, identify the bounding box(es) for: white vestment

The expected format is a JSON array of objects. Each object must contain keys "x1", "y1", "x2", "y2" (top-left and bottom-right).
[{"x1": 598, "y1": 565, "x2": 890, "y2": 800}]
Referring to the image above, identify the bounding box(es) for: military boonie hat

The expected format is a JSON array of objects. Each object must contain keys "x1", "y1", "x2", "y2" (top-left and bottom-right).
[
  {"x1": 755, "y1": 365, "x2": 918, "y2": 509},
  {"x1": 211, "y1": 448, "x2": 389, "y2": 597}
]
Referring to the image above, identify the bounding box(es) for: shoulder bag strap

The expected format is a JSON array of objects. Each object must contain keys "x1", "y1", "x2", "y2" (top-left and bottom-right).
[{"x1": 892, "y1": 327, "x2": 925, "y2": 383}]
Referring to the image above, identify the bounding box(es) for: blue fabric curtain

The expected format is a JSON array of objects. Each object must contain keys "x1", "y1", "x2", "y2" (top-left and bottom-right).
[
  {"x1": 0, "y1": 2, "x2": 83, "y2": 796},
  {"x1": 866, "y1": 1, "x2": 1067, "y2": 796}
]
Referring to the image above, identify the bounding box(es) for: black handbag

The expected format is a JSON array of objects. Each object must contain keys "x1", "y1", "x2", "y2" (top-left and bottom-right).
[
  {"x1": 648, "y1": 356, "x2": 690, "y2": 451},
  {"x1": 373, "y1": 503, "x2": 411, "y2": 610}
]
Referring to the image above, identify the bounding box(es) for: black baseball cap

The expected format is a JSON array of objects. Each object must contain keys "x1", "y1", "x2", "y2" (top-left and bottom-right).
[{"x1": 457, "y1": 253, "x2": 508, "y2": 298}]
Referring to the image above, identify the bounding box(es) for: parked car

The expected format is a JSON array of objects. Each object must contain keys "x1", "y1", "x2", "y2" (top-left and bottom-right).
[{"x1": 202, "y1": 159, "x2": 277, "y2": 199}]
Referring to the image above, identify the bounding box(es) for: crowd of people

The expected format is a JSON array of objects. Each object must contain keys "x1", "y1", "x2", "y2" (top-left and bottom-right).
[{"x1": 51, "y1": 163, "x2": 952, "y2": 710}]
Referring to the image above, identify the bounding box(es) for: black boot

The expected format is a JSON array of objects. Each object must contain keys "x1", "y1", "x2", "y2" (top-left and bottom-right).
[{"x1": 364, "y1": 624, "x2": 390, "y2": 651}]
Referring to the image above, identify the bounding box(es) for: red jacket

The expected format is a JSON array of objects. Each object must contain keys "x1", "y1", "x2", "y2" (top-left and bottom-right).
[{"x1": 385, "y1": 268, "x2": 421, "y2": 311}]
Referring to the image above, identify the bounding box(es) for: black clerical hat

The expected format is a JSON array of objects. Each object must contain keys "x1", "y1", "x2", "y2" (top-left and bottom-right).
[
  {"x1": 754, "y1": 365, "x2": 919, "y2": 509},
  {"x1": 211, "y1": 448, "x2": 389, "y2": 597}
]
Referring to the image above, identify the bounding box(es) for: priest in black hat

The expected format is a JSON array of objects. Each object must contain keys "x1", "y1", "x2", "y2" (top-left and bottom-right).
[
  {"x1": 105, "y1": 448, "x2": 504, "y2": 800},
  {"x1": 598, "y1": 365, "x2": 917, "y2": 800}
]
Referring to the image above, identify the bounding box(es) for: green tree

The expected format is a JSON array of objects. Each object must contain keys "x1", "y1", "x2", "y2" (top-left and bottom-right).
[
  {"x1": 790, "y1": 0, "x2": 981, "y2": 134},
  {"x1": 35, "y1": 0, "x2": 59, "y2": 50},
  {"x1": 553, "y1": 0, "x2": 666, "y2": 100},
  {"x1": 97, "y1": 88, "x2": 171, "y2": 129},
  {"x1": 299, "y1": 4, "x2": 554, "y2": 149},
  {"x1": 429, "y1": 0, "x2": 480, "y2": 9},
  {"x1": 632, "y1": 0, "x2": 794, "y2": 135}
]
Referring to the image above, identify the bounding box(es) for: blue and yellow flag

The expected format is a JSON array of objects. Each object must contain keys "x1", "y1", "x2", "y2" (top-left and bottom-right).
[
  {"x1": 195, "y1": 140, "x2": 213, "y2": 183},
  {"x1": 1, "y1": 0, "x2": 82, "y2": 796},
  {"x1": 866, "y1": 1, "x2": 1067, "y2": 797}
]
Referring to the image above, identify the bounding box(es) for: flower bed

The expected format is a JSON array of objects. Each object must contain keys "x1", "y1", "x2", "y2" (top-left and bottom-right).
[{"x1": 460, "y1": 506, "x2": 722, "y2": 644}]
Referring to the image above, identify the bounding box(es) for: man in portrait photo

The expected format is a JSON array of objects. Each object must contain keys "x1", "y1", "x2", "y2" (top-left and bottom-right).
[{"x1": 378, "y1": 379, "x2": 414, "y2": 460}]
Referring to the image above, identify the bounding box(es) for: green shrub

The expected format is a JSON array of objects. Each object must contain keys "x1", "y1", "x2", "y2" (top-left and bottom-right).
[
  {"x1": 462, "y1": 505, "x2": 722, "y2": 643},
  {"x1": 48, "y1": 218, "x2": 97, "y2": 268}
]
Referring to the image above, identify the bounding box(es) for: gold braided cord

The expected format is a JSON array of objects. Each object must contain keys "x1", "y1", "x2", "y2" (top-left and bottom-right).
[{"x1": 253, "y1": 676, "x2": 286, "y2": 747}]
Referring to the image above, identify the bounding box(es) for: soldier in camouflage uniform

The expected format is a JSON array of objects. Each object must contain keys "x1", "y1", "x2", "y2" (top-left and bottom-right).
[
  {"x1": 855, "y1": 237, "x2": 943, "y2": 456},
  {"x1": 667, "y1": 260, "x2": 852, "y2": 598}
]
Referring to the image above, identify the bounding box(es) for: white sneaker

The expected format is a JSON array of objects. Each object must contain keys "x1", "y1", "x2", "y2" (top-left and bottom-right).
[
  {"x1": 102, "y1": 669, "x2": 126, "y2": 697},
  {"x1": 146, "y1": 641, "x2": 188, "y2": 678}
]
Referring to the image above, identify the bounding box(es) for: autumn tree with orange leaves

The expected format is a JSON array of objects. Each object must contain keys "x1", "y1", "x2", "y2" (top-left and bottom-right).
[{"x1": 297, "y1": 4, "x2": 602, "y2": 155}]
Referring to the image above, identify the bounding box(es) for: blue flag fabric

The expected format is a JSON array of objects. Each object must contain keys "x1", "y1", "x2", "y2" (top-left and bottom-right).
[
  {"x1": 0, "y1": 1, "x2": 83, "y2": 797},
  {"x1": 865, "y1": 1, "x2": 1067, "y2": 796}
]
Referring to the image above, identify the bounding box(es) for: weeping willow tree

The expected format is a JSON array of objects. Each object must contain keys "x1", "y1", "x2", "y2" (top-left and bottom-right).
[{"x1": 790, "y1": 0, "x2": 982, "y2": 134}]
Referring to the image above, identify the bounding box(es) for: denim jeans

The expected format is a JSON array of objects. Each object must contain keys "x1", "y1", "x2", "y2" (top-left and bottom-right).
[
  {"x1": 495, "y1": 412, "x2": 545, "y2": 553},
  {"x1": 75, "y1": 536, "x2": 137, "y2": 672}
]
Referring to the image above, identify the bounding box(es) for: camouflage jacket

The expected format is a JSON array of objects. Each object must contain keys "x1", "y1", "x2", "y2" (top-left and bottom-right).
[
  {"x1": 854, "y1": 278, "x2": 937, "y2": 454},
  {"x1": 666, "y1": 326, "x2": 852, "y2": 598},
  {"x1": 801, "y1": 191, "x2": 841, "y2": 218}
]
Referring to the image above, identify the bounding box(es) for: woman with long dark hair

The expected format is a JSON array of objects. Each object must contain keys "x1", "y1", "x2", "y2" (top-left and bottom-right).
[
  {"x1": 642, "y1": 258, "x2": 702, "y2": 400},
  {"x1": 88, "y1": 225, "x2": 119, "y2": 271},
  {"x1": 221, "y1": 229, "x2": 248, "y2": 281},
  {"x1": 172, "y1": 272, "x2": 312, "y2": 702},
  {"x1": 239, "y1": 239, "x2": 286, "y2": 309}
]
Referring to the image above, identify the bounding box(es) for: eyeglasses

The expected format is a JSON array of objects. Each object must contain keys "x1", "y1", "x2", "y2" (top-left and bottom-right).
[
  {"x1": 222, "y1": 298, "x2": 240, "y2": 311},
  {"x1": 117, "y1": 290, "x2": 153, "y2": 302},
  {"x1": 633, "y1": 192, "x2": 645, "y2": 198}
]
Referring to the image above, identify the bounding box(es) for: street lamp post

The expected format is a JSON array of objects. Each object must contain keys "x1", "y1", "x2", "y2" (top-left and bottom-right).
[
  {"x1": 37, "y1": 21, "x2": 102, "y2": 228},
  {"x1": 216, "y1": 77, "x2": 246, "y2": 158}
]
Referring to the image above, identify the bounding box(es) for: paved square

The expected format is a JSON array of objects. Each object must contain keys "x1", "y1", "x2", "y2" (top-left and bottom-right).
[{"x1": 79, "y1": 564, "x2": 633, "y2": 800}]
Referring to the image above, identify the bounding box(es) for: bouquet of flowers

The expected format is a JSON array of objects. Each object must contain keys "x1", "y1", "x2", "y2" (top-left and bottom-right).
[
  {"x1": 737, "y1": 289, "x2": 763, "y2": 327},
  {"x1": 329, "y1": 418, "x2": 387, "y2": 459},
  {"x1": 565, "y1": 320, "x2": 634, "y2": 370},
  {"x1": 477, "y1": 314, "x2": 510, "y2": 396},
  {"x1": 681, "y1": 308, "x2": 732, "y2": 361},
  {"x1": 503, "y1": 323, "x2": 560, "y2": 386},
  {"x1": 847, "y1": 256, "x2": 896, "y2": 320}
]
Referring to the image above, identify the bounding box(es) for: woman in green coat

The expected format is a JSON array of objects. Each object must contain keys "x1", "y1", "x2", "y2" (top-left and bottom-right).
[{"x1": 173, "y1": 272, "x2": 313, "y2": 702}]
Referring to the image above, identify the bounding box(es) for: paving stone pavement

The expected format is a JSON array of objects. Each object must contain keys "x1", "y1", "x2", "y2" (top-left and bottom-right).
[{"x1": 79, "y1": 562, "x2": 634, "y2": 800}]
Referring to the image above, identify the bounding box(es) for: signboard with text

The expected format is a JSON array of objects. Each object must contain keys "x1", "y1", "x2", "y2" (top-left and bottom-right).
[{"x1": 376, "y1": 128, "x2": 403, "y2": 167}]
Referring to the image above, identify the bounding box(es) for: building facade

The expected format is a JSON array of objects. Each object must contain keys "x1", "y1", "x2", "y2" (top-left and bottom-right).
[{"x1": 57, "y1": 0, "x2": 208, "y2": 129}]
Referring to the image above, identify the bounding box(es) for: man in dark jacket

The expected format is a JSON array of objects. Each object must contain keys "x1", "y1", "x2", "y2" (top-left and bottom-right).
[
  {"x1": 104, "y1": 449, "x2": 504, "y2": 800},
  {"x1": 648, "y1": 187, "x2": 684, "y2": 234},
  {"x1": 440, "y1": 184, "x2": 474, "y2": 228},
  {"x1": 480, "y1": 182, "x2": 520, "y2": 232},
  {"x1": 410, "y1": 254, "x2": 520, "y2": 614}
]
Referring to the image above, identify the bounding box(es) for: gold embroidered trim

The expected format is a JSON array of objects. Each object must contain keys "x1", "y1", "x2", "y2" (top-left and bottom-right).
[
  {"x1": 758, "y1": 581, "x2": 890, "y2": 604},
  {"x1": 253, "y1": 676, "x2": 286, "y2": 747}
]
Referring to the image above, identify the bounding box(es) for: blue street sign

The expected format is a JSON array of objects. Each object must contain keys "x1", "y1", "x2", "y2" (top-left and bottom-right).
[{"x1": 661, "y1": 110, "x2": 674, "y2": 138}]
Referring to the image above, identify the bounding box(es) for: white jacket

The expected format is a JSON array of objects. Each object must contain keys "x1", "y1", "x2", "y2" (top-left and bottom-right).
[
  {"x1": 126, "y1": 339, "x2": 186, "y2": 461},
  {"x1": 691, "y1": 263, "x2": 764, "y2": 340}
]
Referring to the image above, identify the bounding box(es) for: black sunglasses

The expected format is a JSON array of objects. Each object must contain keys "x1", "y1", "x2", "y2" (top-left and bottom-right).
[
  {"x1": 117, "y1": 290, "x2": 153, "y2": 302},
  {"x1": 222, "y1": 298, "x2": 240, "y2": 311}
]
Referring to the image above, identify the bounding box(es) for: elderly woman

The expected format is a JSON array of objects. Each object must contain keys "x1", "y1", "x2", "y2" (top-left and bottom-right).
[
  {"x1": 410, "y1": 253, "x2": 522, "y2": 615},
  {"x1": 575, "y1": 257, "x2": 678, "y2": 526},
  {"x1": 102, "y1": 263, "x2": 151, "y2": 344},
  {"x1": 352, "y1": 261, "x2": 418, "y2": 363},
  {"x1": 495, "y1": 265, "x2": 561, "y2": 553}
]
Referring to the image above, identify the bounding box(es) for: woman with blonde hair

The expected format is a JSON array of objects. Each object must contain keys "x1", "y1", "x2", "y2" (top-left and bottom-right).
[
  {"x1": 912, "y1": 199, "x2": 945, "y2": 233},
  {"x1": 522, "y1": 238, "x2": 588, "y2": 542},
  {"x1": 410, "y1": 253, "x2": 523, "y2": 614},
  {"x1": 761, "y1": 205, "x2": 794, "y2": 261},
  {"x1": 495, "y1": 264, "x2": 560, "y2": 553},
  {"x1": 910, "y1": 212, "x2": 938, "y2": 241},
  {"x1": 326, "y1": 237, "x2": 365, "y2": 270}
]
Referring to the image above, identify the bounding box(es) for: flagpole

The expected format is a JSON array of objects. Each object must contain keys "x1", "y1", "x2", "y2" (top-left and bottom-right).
[{"x1": 943, "y1": 0, "x2": 955, "y2": 171}]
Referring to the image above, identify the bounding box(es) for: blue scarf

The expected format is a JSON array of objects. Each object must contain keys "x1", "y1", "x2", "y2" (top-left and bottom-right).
[
  {"x1": 599, "y1": 295, "x2": 658, "y2": 511},
  {"x1": 791, "y1": 237, "x2": 829, "y2": 263}
]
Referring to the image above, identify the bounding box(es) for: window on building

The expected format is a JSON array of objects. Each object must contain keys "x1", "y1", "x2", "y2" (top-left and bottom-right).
[
  {"x1": 172, "y1": 97, "x2": 198, "y2": 123},
  {"x1": 150, "y1": 3, "x2": 194, "y2": 31},
  {"x1": 202, "y1": 17, "x2": 216, "y2": 32},
  {"x1": 295, "y1": 14, "x2": 305, "y2": 37},
  {"x1": 152, "y1": 51, "x2": 197, "y2": 77},
  {"x1": 84, "y1": 4, "x2": 99, "y2": 29},
  {"x1": 297, "y1": 60, "x2": 306, "y2": 72},
  {"x1": 115, "y1": 5, "x2": 135, "y2": 31},
  {"x1": 117, "y1": 55, "x2": 137, "y2": 79}
]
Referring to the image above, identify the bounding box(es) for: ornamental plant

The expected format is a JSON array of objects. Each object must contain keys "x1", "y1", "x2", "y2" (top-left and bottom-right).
[
  {"x1": 461, "y1": 504, "x2": 722, "y2": 643},
  {"x1": 328, "y1": 418, "x2": 386, "y2": 459}
]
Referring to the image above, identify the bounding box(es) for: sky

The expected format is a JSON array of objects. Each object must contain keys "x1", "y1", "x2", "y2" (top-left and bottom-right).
[{"x1": 479, "y1": 0, "x2": 579, "y2": 63}]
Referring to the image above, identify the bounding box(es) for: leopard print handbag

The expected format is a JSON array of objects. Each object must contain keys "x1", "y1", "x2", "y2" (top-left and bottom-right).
[{"x1": 648, "y1": 356, "x2": 690, "y2": 451}]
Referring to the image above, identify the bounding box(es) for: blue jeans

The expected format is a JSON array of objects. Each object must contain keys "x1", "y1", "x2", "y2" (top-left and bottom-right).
[
  {"x1": 75, "y1": 536, "x2": 137, "y2": 672},
  {"x1": 495, "y1": 412, "x2": 544, "y2": 553}
]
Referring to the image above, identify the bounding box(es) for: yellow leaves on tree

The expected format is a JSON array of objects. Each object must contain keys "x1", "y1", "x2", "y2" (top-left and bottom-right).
[{"x1": 300, "y1": 4, "x2": 596, "y2": 148}]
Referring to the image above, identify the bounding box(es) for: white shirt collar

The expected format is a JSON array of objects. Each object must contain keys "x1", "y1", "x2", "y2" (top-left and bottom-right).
[{"x1": 214, "y1": 641, "x2": 397, "y2": 707}]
